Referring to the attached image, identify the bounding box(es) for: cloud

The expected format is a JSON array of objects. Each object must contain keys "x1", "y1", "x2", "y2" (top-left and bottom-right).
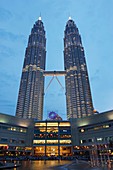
[
  {"x1": 0, "y1": 8, "x2": 13, "y2": 22},
  {"x1": 0, "y1": 28, "x2": 26, "y2": 42}
]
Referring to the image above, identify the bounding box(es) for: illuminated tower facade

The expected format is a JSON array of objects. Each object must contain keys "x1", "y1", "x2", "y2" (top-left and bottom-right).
[
  {"x1": 16, "y1": 17, "x2": 46, "y2": 120},
  {"x1": 64, "y1": 17, "x2": 94, "y2": 119}
]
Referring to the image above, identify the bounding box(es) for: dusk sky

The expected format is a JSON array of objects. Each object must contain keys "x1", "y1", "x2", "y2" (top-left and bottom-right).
[{"x1": 0, "y1": 0, "x2": 113, "y2": 120}]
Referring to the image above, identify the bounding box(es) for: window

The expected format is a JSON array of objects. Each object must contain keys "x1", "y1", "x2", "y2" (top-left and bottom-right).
[
  {"x1": 2, "y1": 126, "x2": 8, "y2": 130},
  {"x1": 47, "y1": 140, "x2": 58, "y2": 144},
  {"x1": 59, "y1": 122, "x2": 70, "y2": 127},
  {"x1": 60, "y1": 134, "x2": 71, "y2": 138},
  {"x1": 1, "y1": 138, "x2": 8, "y2": 142},
  {"x1": 47, "y1": 122, "x2": 58, "y2": 127},
  {"x1": 103, "y1": 125, "x2": 110, "y2": 128},
  {"x1": 19, "y1": 140, "x2": 25, "y2": 144},
  {"x1": 63, "y1": 130, "x2": 67, "y2": 132},
  {"x1": 10, "y1": 139, "x2": 17, "y2": 143},
  {"x1": 35, "y1": 123, "x2": 46, "y2": 127},
  {"x1": 97, "y1": 138, "x2": 103, "y2": 141},
  {"x1": 47, "y1": 127, "x2": 58, "y2": 133},
  {"x1": 80, "y1": 140, "x2": 86, "y2": 144},
  {"x1": 60, "y1": 140, "x2": 71, "y2": 144},
  {"x1": 34, "y1": 127, "x2": 46, "y2": 133},
  {"x1": 88, "y1": 139, "x2": 94, "y2": 143},
  {"x1": 33, "y1": 140, "x2": 45, "y2": 144}
]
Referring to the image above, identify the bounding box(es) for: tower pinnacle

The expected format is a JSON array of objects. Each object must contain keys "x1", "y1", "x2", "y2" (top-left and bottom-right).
[
  {"x1": 38, "y1": 16, "x2": 42, "y2": 20},
  {"x1": 68, "y1": 16, "x2": 72, "y2": 20}
]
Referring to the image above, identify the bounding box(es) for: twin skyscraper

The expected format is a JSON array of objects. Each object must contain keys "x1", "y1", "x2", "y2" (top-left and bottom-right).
[{"x1": 16, "y1": 17, "x2": 94, "y2": 120}]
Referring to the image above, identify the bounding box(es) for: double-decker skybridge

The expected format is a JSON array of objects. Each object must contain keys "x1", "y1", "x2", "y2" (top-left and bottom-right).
[{"x1": 43, "y1": 71, "x2": 66, "y2": 93}]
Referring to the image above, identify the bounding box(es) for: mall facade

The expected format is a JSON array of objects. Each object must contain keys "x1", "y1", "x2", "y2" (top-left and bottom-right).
[{"x1": 0, "y1": 110, "x2": 113, "y2": 159}]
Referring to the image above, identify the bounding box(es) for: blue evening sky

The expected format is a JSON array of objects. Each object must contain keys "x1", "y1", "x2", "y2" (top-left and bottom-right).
[{"x1": 0, "y1": 0, "x2": 113, "y2": 120}]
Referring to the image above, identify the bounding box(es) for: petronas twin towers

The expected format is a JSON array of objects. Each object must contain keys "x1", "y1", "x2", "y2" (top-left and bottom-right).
[{"x1": 16, "y1": 17, "x2": 94, "y2": 120}]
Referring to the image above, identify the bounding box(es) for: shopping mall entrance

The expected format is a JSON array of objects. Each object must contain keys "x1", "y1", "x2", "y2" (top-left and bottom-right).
[{"x1": 34, "y1": 146, "x2": 72, "y2": 157}]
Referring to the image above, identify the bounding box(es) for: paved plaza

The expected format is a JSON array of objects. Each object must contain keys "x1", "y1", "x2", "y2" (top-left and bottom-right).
[{"x1": 51, "y1": 161, "x2": 113, "y2": 170}]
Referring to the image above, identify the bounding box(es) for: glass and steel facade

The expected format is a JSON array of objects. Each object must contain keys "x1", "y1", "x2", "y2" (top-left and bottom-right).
[
  {"x1": 16, "y1": 17, "x2": 46, "y2": 120},
  {"x1": 64, "y1": 18, "x2": 94, "y2": 119},
  {"x1": 33, "y1": 121, "x2": 72, "y2": 157}
]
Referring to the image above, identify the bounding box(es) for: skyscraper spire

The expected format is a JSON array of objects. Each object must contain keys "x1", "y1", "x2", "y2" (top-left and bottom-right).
[
  {"x1": 38, "y1": 12, "x2": 42, "y2": 20},
  {"x1": 64, "y1": 18, "x2": 94, "y2": 119}
]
